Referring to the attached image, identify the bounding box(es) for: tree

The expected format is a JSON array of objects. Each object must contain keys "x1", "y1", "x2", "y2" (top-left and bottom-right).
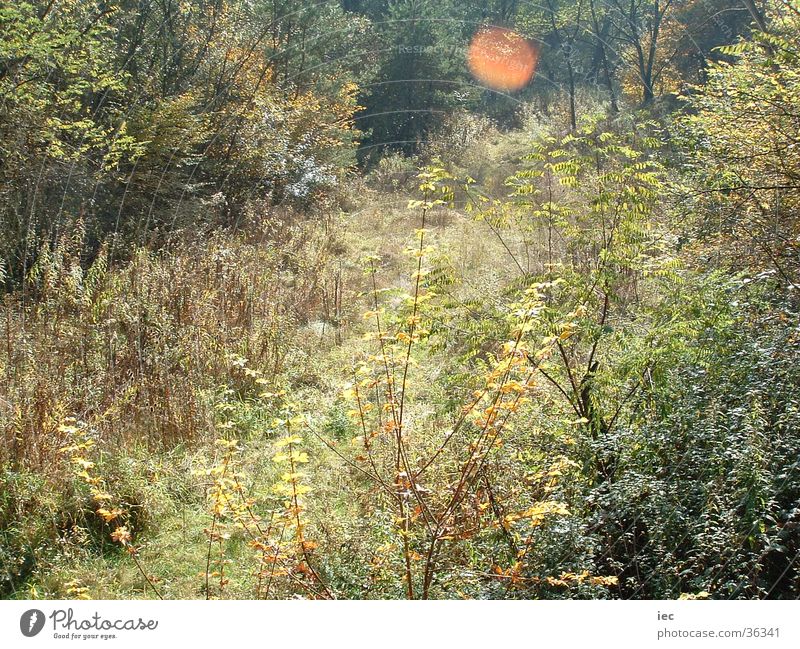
[
  {"x1": 358, "y1": 0, "x2": 467, "y2": 157},
  {"x1": 677, "y1": 0, "x2": 800, "y2": 289},
  {"x1": 587, "y1": 0, "x2": 620, "y2": 113},
  {"x1": 606, "y1": 0, "x2": 675, "y2": 104},
  {"x1": 0, "y1": 0, "x2": 371, "y2": 281},
  {"x1": 517, "y1": 0, "x2": 588, "y2": 130},
  {"x1": 0, "y1": 1, "x2": 130, "y2": 282}
]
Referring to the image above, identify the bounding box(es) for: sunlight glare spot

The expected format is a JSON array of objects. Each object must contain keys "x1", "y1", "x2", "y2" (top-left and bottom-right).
[{"x1": 467, "y1": 27, "x2": 539, "y2": 93}]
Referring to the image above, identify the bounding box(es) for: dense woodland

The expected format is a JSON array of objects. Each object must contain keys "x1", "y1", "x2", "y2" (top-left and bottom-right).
[{"x1": 1, "y1": 0, "x2": 799, "y2": 600}]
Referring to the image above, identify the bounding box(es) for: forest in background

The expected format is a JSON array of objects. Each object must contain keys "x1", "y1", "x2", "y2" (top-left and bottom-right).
[{"x1": 1, "y1": 0, "x2": 799, "y2": 599}]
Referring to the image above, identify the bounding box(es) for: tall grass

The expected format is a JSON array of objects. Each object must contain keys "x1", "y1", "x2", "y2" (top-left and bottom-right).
[{"x1": 0, "y1": 212, "x2": 342, "y2": 595}]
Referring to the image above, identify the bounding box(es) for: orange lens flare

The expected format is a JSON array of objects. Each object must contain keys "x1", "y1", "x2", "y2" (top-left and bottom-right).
[{"x1": 467, "y1": 27, "x2": 539, "y2": 92}]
